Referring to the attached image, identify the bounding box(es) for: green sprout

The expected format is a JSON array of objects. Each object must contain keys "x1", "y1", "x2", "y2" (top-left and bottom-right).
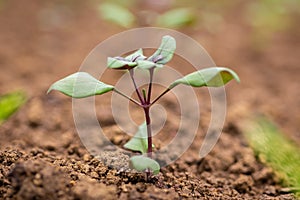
[
  {"x1": 48, "y1": 35, "x2": 240, "y2": 176},
  {"x1": 0, "y1": 91, "x2": 26, "y2": 125}
]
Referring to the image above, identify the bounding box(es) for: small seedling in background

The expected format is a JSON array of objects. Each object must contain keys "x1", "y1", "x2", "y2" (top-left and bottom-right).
[
  {"x1": 48, "y1": 35, "x2": 239, "y2": 176},
  {"x1": 155, "y1": 8, "x2": 197, "y2": 28},
  {"x1": 98, "y1": 2, "x2": 197, "y2": 29},
  {"x1": 0, "y1": 91, "x2": 26, "y2": 125},
  {"x1": 98, "y1": 2, "x2": 135, "y2": 28},
  {"x1": 246, "y1": 0, "x2": 300, "y2": 49}
]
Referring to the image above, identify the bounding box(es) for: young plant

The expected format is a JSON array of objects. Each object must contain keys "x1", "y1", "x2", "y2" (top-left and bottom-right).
[
  {"x1": 48, "y1": 35, "x2": 240, "y2": 175},
  {"x1": 0, "y1": 91, "x2": 26, "y2": 125}
]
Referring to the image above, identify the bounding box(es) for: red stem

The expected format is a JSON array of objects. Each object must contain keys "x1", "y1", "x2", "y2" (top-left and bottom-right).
[
  {"x1": 147, "y1": 68, "x2": 154, "y2": 104},
  {"x1": 129, "y1": 69, "x2": 144, "y2": 104},
  {"x1": 144, "y1": 107, "x2": 152, "y2": 158},
  {"x1": 129, "y1": 68, "x2": 156, "y2": 159},
  {"x1": 113, "y1": 89, "x2": 141, "y2": 107}
]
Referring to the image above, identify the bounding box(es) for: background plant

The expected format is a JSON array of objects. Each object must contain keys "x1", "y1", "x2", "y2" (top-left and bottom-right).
[
  {"x1": 0, "y1": 91, "x2": 26, "y2": 125},
  {"x1": 48, "y1": 35, "x2": 239, "y2": 175},
  {"x1": 245, "y1": 117, "x2": 300, "y2": 197}
]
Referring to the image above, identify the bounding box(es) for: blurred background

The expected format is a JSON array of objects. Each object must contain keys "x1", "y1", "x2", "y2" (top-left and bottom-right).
[
  {"x1": 0, "y1": 0, "x2": 299, "y2": 139},
  {"x1": 0, "y1": 0, "x2": 300, "y2": 197}
]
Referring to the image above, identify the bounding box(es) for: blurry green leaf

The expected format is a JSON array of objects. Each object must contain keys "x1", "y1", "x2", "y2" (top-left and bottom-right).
[
  {"x1": 107, "y1": 57, "x2": 137, "y2": 69},
  {"x1": 245, "y1": 117, "x2": 300, "y2": 196},
  {"x1": 98, "y1": 2, "x2": 135, "y2": 28},
  {"x1": 124, "y1": 122, "x2": 148, "y2": 154},
  {"x1": 48, "y1": 72, "x2": 114, "y2": 98},
  {"x1": 101, "y1": 0, "x2": 137, "y2": 8},
  {"x1": 129, "y1": 155, "x2": 160, "y2": 175},
  {"x1": 156, "y1": 8, "x2": 196, "y2": 28},
  {"x1": 0, "y1": 0, "x2": 7, "y2": 11},
  {"x1": 0, "y1": 91, "x2": 26, "y2": 125},
  {"x1": 247, "y1": 1, "x2": 290, "y2": 35},
  {"x1": 148, "y1": 35, "x2": 176, "y2": 65},
  {"x1": 170, "y1": 67, "x2": 240, "y2": 89}
]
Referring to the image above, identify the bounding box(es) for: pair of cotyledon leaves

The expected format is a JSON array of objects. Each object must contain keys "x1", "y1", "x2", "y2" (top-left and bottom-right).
[
  {"x1": 47, "y1": 67, "x2": 239, "y2": 99},
  {"x1": 47, "y1": 35, "x2": 240, "y2": 174}
]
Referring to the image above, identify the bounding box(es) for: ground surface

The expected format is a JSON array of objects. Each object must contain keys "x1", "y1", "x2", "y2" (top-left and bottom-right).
[{"x1": 0, "y1": 0, "x2": 299, "y2": 199}]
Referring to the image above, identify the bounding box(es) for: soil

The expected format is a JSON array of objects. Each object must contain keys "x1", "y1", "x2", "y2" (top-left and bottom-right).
[{"x1": 0, "y1": 0, "x2": 299, "y2": 199}]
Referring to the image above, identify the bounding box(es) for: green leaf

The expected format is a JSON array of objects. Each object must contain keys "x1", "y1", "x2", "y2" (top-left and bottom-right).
[
  {"x1": 124, "y1": 122, "x2": 148, "y2": 154},
  {"x1": 129, "y1": 155, "x2": 160, "y2": 175},
  {"x1": 107, "y1": 57, "x2": 137, "y2": 69},
  {"x1": 47, "y1": 72, "x2": 114, "y2": 98},
  {"x1": 136, "y1": 60, "x2": 163, "y2": 70},
  {"x1": 125, "y1": 48, "x2": 146, "y2": 61},
  {"x1": 148, "y1": 35, "x2": 176, "y2": 65},
  {"x1": 108, "y1": 49, "x2": 147, "y2": 70},
  {"x1": 156, "y1": 8, "x2": 197, "y2": 28},
  {"x1": 169, "y1": 67, "x2": 240, "y2": 89},
  {"x1": 0, "y1": 91, "x2": 26, "y2": 125},
  {"x1": 98, "y1": 3, "x2": 135, "y2": 28}
]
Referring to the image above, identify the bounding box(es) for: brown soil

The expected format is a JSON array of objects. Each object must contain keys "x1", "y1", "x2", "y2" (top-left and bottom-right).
[{"x1": 0, "y1": 0, "x2": 299, "y2": 199}]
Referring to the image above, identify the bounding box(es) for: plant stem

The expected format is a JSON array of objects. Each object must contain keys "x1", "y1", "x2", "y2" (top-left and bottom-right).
[
  {"x1": 142, "y1": 89, "x2": 147, "y2": 103},
  {"x1": 129, "y1": 69, "x2": 144, "y2": 104},
  {"x1": 143, "y1": 107, "x2": 152, "y2": 158},
  {"x1": 113, "y1": 89, "x2": 141, "y2": 107},
  {"x1": 147, "y1": 68, "x2": 154, "y2": 104},
  {"x1": 144, "y1": 68, "x2": 155, "y2": 158},
  {"x1": 128, "y1": 68, "x2": 157, "y2": 159}
]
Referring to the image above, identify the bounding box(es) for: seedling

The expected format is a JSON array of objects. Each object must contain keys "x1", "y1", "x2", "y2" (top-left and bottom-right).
[
  {"x1": 98, "y1": 2, "x2": 197, "y2": 29},
  {"x1": 0, "y1": 91, "x2": 26, "y2": 125},
  {"x1": 48, "y1": 35, "x2": 240, "y2": 175}
]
